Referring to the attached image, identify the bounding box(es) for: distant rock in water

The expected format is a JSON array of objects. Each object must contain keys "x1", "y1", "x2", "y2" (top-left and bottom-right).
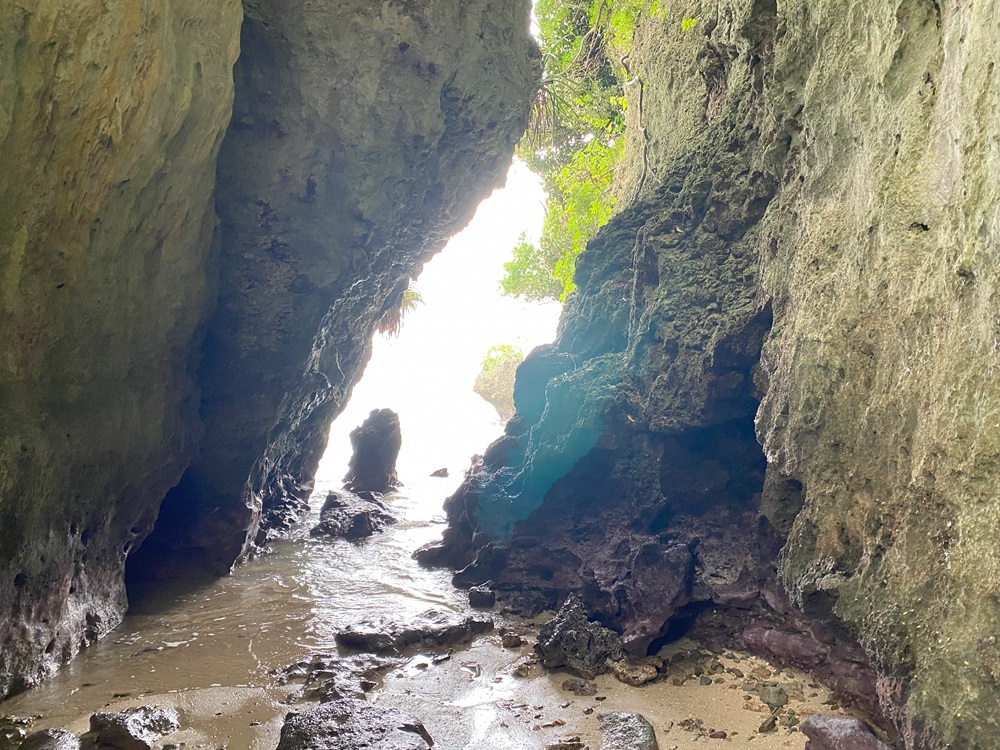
[
  {"x1": 344, "y1": 409, "x2": 402, "y2": 493},
  {"x1": 310, "y1": 491, "x2": 396, "y2": 540},
  {"x1": 430, "y1": 467, "x2": 449, "y2": 478}
]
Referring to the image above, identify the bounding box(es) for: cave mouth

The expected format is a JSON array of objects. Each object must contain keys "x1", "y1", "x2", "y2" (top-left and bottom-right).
[{"x1": 125, "y1": 161, "x2": 561, "y2": 599}]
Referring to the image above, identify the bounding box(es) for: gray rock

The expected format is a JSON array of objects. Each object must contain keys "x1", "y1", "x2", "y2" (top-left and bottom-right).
[
  {"x1": 87, "y1": 707, "x2": 179, "y2": 750},
  {"x1": 344, "y1": 409, "x2": 402, "y2": 494},
  {"x1": 561, "y1": 678, "x2": 598, "y2": 696},
  {"x1": 18, "y1": 729, "x2": 81, "y2": 750},
  {"x1": 336, "y1": 610, "x2": 493, "y2": 655},
  {"x1": 535, "y1": 595, "x2": 625, "y2": 679},
  {"x1": 800, "y1": 715, "x2": 893, "y2": 750},
  {"x1": 468, "y1": 585, "x2": 496, "y2": 609},
  {"x1": 275, "y1": 699, "x2": 432, "y2": 750},
  {"x1": 598, "y1": 712, "x2": 658, "y2": 750},
  {"x1": 757, "y1": 684, "x2": 788, "y2": 708},
  {"x1": 310, "y1": 491, "x2": 396, "y2": 540},
  {"x1": 277, "y1": 653, "x2": 398, "y2": 703}
]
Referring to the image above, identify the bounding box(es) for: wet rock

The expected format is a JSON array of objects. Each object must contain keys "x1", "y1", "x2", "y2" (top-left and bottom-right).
[
  {"x1": 276, "y1": 699, "x2": 432, "y2": 750},
  {"x1": 547, "y1": 737, "x2": 587, "y2": 750},
  {"x1": 430, "y1": 468, "x2": 449, "y2": 478},
  {"x1": 607, "y1": 657, "x2": 662, "y2": 686},
  {"x1": 535, "y1": 596, "x2": 625, "y2": 679},
  {"x1": 278, "y1": 653, "x2": 398, "y2": 703},
  {"x1": 1, "y1": 716, "x2": 32, "y2": 749},
  {"x1": 501, "y1": 631, "x2": 526, "y2": 649},
  {"x1": 343, "y1": 409, "x2": 402, "y2": 494},
  {"x1": 87, "y1": 707, "x2": 179, "y2": 750},
  {"x1": 336, "y1": 610, "x2": 493, "y2": 655},
  {"x1": 561, "y1": 678, "x2": 598, "y2": 696},
  {"x1": 310, "y1": 491, "x2": 396, "y2": 540},
  {"x1": 468, "y1": 585, "x2": 496, "y2": 609},
  {"x1": 18, "y1": 729, "x2": 81, "y2": 750},
  {"x1": 800, "y1": 716, "x2": 892, "y2": 750},
  {"x1": 597, "y1": 712, "x2": 658, "y2": 750}
]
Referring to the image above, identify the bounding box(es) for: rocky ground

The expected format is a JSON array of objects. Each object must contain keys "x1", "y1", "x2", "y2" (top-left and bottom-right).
[{"x1": 1, "y1": 607, "x2": 885, "y2": 750}]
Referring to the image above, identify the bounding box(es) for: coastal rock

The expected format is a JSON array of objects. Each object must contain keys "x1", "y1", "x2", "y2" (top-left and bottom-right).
[
  {"x1": 87, "y1": 707, "x2": 179, "y2": 750},
  {"x1": 336, "y1": 611, "x2": 493, "y2": 655},
  {"x1": 310, "y1": 491, "x2": 396, "y2": 540},
  {"x1": 800, "y1": 716, "x2": 892, "y2": 750},
  {"x1": 607, "y1": 657, "x2": 662, "y2": 687},
  {"x1": 278, "y1": 653, "x2": 397, "y2": 703},
  {"x1": 468, "y1": 585, "x2": 496, "y2": 609},
  {"x1": 17, "y1": 730, "x2": 81, "y2": 750},
  {"x1": 275, "y1": 699, "x2": 433, "y2": 750},
  {"x1": 535, "y1": 596, "x2": 624, "y2": 679},
  {"x1": 343, "y1": 410, "x2": 402, "y2": 494},
  {"x1": 597, "y1": 712, "x2": 658, "y2": 750}
]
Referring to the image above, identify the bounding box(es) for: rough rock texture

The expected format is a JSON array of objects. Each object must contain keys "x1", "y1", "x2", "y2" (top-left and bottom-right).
[
  {"x1": 800, "y1": 715, "x2": 893, "y2": 750},
  {"x1": 17, "y1": 730, "x2": 81, "y2": 750},
  {"x1": 426, "y1": 0, "x2": 1000, "y2": 746},
  {"x1": 135, "y1": 0, "x2": 539, "y2": 577},
  {"x1": 336, "y1": 610, "x2": 493, "y2": 655},
  {"x1": 310, "y1": 490, "x2": 396, "y2": 540},
  {"x1": 343, "y1": 409, "x2": 402, "y2": 494},
  {"x1": 275, "y1": 700, "x2": 433, "y2": 750},
  {"x1": 0, "y1": 0, "x2": 242, "y2": 698},
  {"x1": 87, "y1": 707, "x2": 180, "y2": 750},
  {"x1": 597, "y1": 712, "x2": 659, "y2": 750},
  {"x1": 534, "y1": 595, "x2": 625, "y2": 678}
]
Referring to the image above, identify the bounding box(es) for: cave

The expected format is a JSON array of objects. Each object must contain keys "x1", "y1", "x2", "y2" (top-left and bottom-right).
[{"x1": 2, "y1": 0, "x2": 998, "y2": 748}]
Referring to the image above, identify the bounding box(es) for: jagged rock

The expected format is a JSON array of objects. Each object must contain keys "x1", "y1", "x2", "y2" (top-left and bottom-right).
[
  {"x1": 17, "y1": 729, "x2": 81, "y2": 750},
  {"x1": 310, "y1": 491, "x2": 396, "y2": 540},
  {"x1": 800, "y1": 716, "x2": 892, "y2": 750},
  {"x1": 430, "y1": 468, "x2": 449, "y2": 478},
  {"x1": 467, "y1": 585, "x2": 496, "y2": 609},
  {"x1": 275, "y1": 699, "x2": 433, "y2": 750},
  {"x1": 597, "y1": 712, "x2": 658, "y2": 750},
  {"x1": 87, "y1": 707, "x2": 179, "y2": 750},
  {"x1": 0, "y1": 716, "x2": 32, "y2": 749},
  {"x1": 535, "y1": 596, "x2": 624, "y2": 679},
  {"x1": 336, "y1": 610, "x2": 493, "y2": 655},
  {"x1": 277, "y1": 653, "x2": 398, "y2": 703},
  {"x1": 343, "y1": 410, "x2": 402, "y2": 494}
]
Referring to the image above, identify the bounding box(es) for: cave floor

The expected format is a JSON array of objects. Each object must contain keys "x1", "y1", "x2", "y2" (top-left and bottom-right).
[{"x1": 1, "y1": 476, "x2": 854, "y2": 749}]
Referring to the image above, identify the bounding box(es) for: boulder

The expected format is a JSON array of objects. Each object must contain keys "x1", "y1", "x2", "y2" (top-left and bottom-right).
[
  {"x1": 800, "y1": 716, "x2": 893, "y2": 750},
  {"x1": 336, "y1": 610, "x2": 493, "y2": 655},
  {"x1": 535, "y1": 595, "x2": 624, "y2": 679},
  {"x1": 86, "y1": 707, "x2": 179, "y2": 750},
  {"x1": 467, "y1": 585, "x2": 496, "y2": 609},
  {"x1": 18, "y1": 729, "x2": 81, "y2": 750},
  {"x1": 310, "y1": 491, "x2": 395, "y2": 540},
  {"x1": 598, "y1": 712, "x2": 658, "y2": 750},
  {"x1": 343, "y1": 409, "x2": 402, "y2": 494},
  {"x1": 276, "y1": 699, "x2": 432, "y2": 750}
]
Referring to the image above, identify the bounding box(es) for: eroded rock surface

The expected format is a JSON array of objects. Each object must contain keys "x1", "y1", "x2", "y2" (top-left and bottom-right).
[
  {"x1": 343, "y1": 409, "x2": 403, "y2": 494},
  {"x1": 17, "y1": 729, "x2": 81, "y2": 750},
  {"x1": 534, "y1": 596, "x2": 625, "y2": 679},
  {"x1": 597, "y1": 712, "x2": 658, "y2": 750},
  {"x1": 336, "y1": 611, "x2": 493, "y2": 655},
  {"x1": 275, "y1": 700, "x2": 433, "y2": 750},
  {"x1": 310, "y1": 491, "x2": 396, "y2": 541},
  {"x1": 87, "y1": 707, "x2": 179, "y2": 750},
  {"x1": 800, "y1": 716, "x2": 893, "y2": 750}
]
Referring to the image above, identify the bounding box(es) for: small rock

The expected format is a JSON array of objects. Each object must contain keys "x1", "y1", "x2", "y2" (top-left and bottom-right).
[
  {"x1": 430, "y1": 468, "x2": 449, "y2": 478},
  {"x1": 758, "y1": 715, "x2": 777, "y2": 734},
  {"x1": 699, "y1": 676, "x2": 713, "y2": 686},
  {"x1": 800, "y1": 715, "x2": 893, "y2": 750},
  {"x1": 757, "y1": 685, "x2": 788, "y2": 709},
  {"x1": 547, "y1": 736, "x2": 586, "y2": 750},
  {"x1": 561, "y1": 678, "x2": 598, "y2": 696},
  {"x1": 501, "y1": 632, "x2": 526, "y2": 649},
  {"x1": 607, "y1": 657, "x2": 662, "y2": 686},
  {"x1": 598, "y1": 712, "x2": 659, "y2": 750},
  {"x1": 88, "y1": 707, "x2": 180, "y2": 750},
  {"x1": 18, "y1": 729, "x2": 81, "y2": 750},
  {"x1": 468, "y1": 585, "x2": 496, "y2": 609},
  {"x1": 709, "y1": 730, "x2": 727, "y2": 739}
]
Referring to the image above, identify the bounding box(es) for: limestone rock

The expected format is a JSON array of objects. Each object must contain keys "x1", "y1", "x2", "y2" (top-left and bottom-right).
[
  {"x1": 276, "y1": 700, "x2": 433, "y2": 750},
  {"x1": 535, "y1": 596, "x2": 625, "y2": 679},
  {"x1": 87, "y1": 707, "x2": 180, "y2": 750},
  {"x1": 336, "y1": 610, "x2": 493, "y2": 655},
  {"x1": 0, "y1": 0, "x2": 241, "y2": 697},
  {"x1": 597, "y1": 712, "x2": 658, "y2": 750},
  {"x1": 800, "y1": 716, "x2": 892, "y2": 750},
  {"x1": 343, "y1": 409, "x2": 402, "y2": 494},
  {"x1": 310, "y1": 491, "x2": 396, "y2": 541}
]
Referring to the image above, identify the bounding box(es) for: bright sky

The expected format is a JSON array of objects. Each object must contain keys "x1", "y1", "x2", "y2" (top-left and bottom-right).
[{"x1": 316, "y1": 161, "x2": 561, "y2": 484}]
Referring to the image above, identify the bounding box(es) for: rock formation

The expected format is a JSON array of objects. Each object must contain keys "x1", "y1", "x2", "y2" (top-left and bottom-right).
[
  {"x1": 1, "y1": 0, "x2": 537, "y2": 697},
  {"x1": 343, "y1": 409, "x2": 402, "y2": 494},
  {"x1": 421, "y1": 1, "x2": 1000, "y2": 747}
]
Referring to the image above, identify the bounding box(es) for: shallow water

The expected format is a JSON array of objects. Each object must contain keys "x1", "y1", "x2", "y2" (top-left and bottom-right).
[{"x1": 2, "y1": 473, "x2": 468, "y2": 728}]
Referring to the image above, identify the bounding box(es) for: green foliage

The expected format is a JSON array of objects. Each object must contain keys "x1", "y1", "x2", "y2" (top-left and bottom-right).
[
  {"x1": 479, "y1": 344, "x2": 524, "y2": 377},
  {"x1": 377, "y1": 283, "x2": 423, "y2": 337},
  {"x1": 681, "y1": 16, "x2": 698, "y2": 31},
  {"x1": 504, "y1": 0, "x2": 661, "y2": 302}
]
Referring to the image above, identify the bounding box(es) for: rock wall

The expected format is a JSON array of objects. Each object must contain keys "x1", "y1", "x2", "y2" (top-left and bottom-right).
[
  {"x1": 425, "y1": 0, "x2": 999, "y2": 746},
  {"x1": 1, "y1": 0, "x2": 537, "y2": 696},
  {"x1": 0, "y1": 0, "x2": 242, "y2": 696}
]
